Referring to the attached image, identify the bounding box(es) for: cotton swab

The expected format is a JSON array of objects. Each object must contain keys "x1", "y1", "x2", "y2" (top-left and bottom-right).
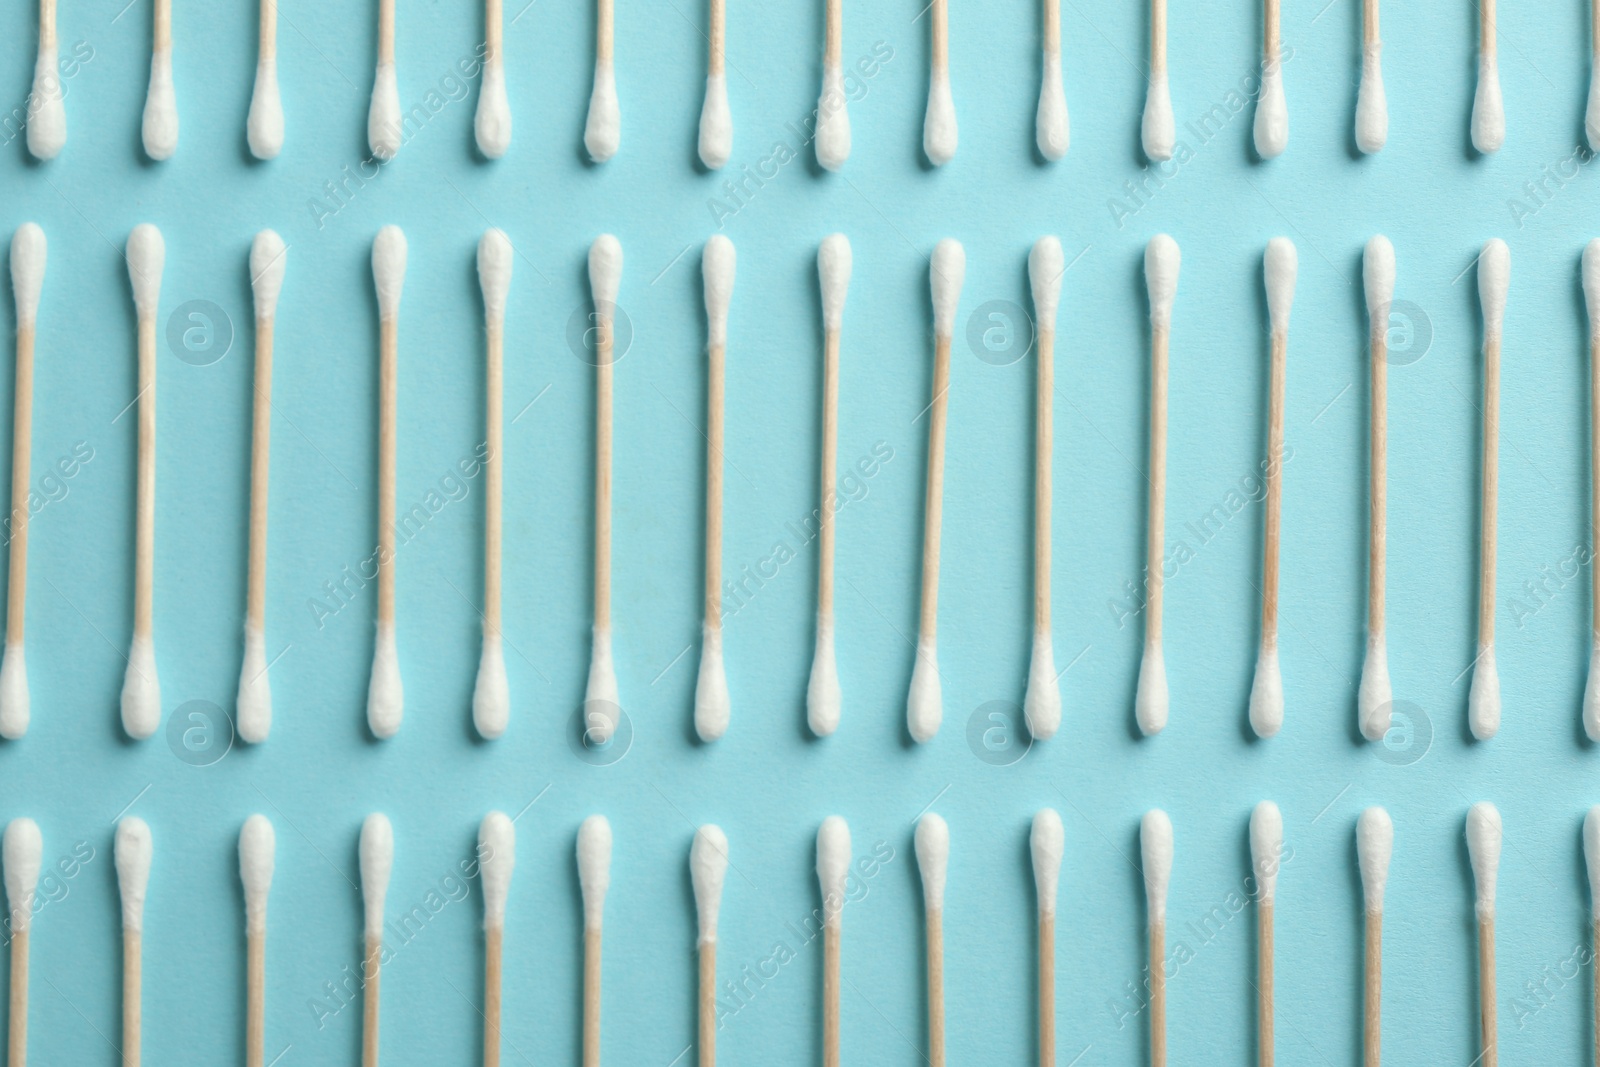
[
  {"x1": 586, "y1": 236, "x2": 623, "y2": 744},
  {"x1": 696, "y1": 236, "x2": 736, "y2": 743},
  {"x1": 1031, "y1": 809, "x2": 1063, "y2": 1067},
  {"x1": 369, "y1": 226, "x2": 407, "y2": 739},
  {"x1": 122, "y1": 224, "x2": 165, "y2": 741},
  {"x1": 360, "y1": 814, "x2": 393, "y2": 1067},
  {"x1": 915, "y1": 813, "x2": 949, "y2": 1067},
  {"x1": 1357, "y1": 806, "x2": 1392, "y2": 1067},
  {"x1": 474, "y1": 229, "x2": 513, "y2": 740},
  {"x1": 1466, "y1": 802, "x2": 1501, "y2": 1067},
  {"x1": 1583, "y1": 808, "x2": 1600, "y2": 1066},
  {"x1": 814, "y1": 0, "x2": 850, "y2": 170},
  {"x1": 141, "y1": 0, "x2": 178, "y2": 160},
  {"x1": 4, "y1": 818, "x2": 39, "y2": 1067},
  {"x1": 909, "y1": 240, "x2": 965, "y2": 744},
  {"x1": 1585, "y1": 242, "x2": 1600, "y2": 741},
  {"x1": 578, "y1": 815, "x2": 612, "y2": 1067},
  {"x1": 247, "y1": 0, "x2": 283, "y2": 159},
  {"x1": 1137, "y1": 235, "x2": 1179, "y2": 737},
  {"x1": 479, "y1": 811, "x2": 514, "y2": 1067},
  {"x1": 369, "y1": 0, "x2": 401, "y2": 160},
  {"x1": 923, "y1": 0, "x2": 957, "y2": 165},
  {"x1": 1250, "y1": 238, "x2": 1295, "y2": 739},
  {"x1": 1142, "y1": 0, "x2": 1174, "y2": 161},
  {"x1": 237, "y1": 230, "x2": 286, "y2": 745},
  {"x1": 1355, "y1": 0, "x2": 1386, "y2": 153},
  {"x1": 691, "y1": 825, "x2": 728, "y2": 1067},
  {"x1": 1359, "y1": 236, "x2": 1394, "y2": 743},
  {"x1": 817, "y1": 816, "x2": 850, "y2": 1067},
  {"x1": 27, "y1": 0, "x2": 65, "y2": 161},
  {"x1": 1250, "y1": 802, "x2": 1282, "y2": 1067},
  {"x1": 697, "y1": 0, "x2": 731, "y2": 168},
  {"x1": 1253, "y1": 0, "x2": 1287, "y2": 158},
  {"x1": 808, "y1": 235, "x2": 851, "y2": 737},
  {"x1": 115, "y1": 817, "x2": 152, "y2": 1067},
  {"x1": 240, "y1": 815, "x2": 274, "y2": 1067},
  {"x1": 1470, "y1": 239, "x2": 1508, "y2": 742},
  {"x1": 1036, "y1": 0, "x2": 1068, "y2": 159},
  {"x1": 584, "y1": 0, "x2": 620, "y2": 162},
  {"x1": 475, "y1": 0, "x2": 512, "y2": 158},
  {"x1": 1471, "y1": 0, "x2": 1504, "y2": 153},
  {"x1": 1142, "y1": 810, "x2": 1172, "y2": 1067},
  {"x1": 0, "y1": 224, "x2": 44, "y2": 741},
  {"x1": 1023, "y1": 238, "x2": 1063, "y2": 740}
]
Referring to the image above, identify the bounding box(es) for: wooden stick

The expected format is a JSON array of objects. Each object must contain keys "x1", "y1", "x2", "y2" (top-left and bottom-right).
[
  {"x1": 1261, "y1": 330, "x2": 1286, "y2": 652},
  {"x1": 1263, "y1": 0, "x2": 1278, "y2": 64},
  {"x1": 929, "y1": 0, "x2": 949, "y2": 74},
  {"x1": 594, "y1": 318, "x2": 612, "y2": 635},
  {"x1": 583, "y1": 926, "x2": 602, "y2": 1067},
  {"x1": 376, "y1": 315, "x2": 396, "y2": 649},
  {"x1": 1481, "y1": 0, "x2": 1495, "y2": 60},
  {"x1": 153, "y1": 0, "x2": 170, "y2": 51},
  {"x1": 259, "y1": 0, "x2": 276, "y2": 58},
  {"x1": 485, "y1": 0, "x2": 502, "y2": 63},
  {"x1": 1369, "y1": 316, "x2": 1387, "y2": 654},
  {"x1": 1149, "y1": 921, "x2": 1166, "y2": 1067},
  {"x1": 1258, "y1": 903, "x2": 1274, "y2": 1067},
  {"x1": 484, "y1": 926, "x2": 503, "y2": 1067},
  {"x1": 245, "y1": 928, "x2": 264, "y2": 1067},
  {"x1": 823, "y1": 923, "x2": 841, "y2": 1067},
  {"x1": 926, "y1": 908, "x2": 944, "y2": 1067},
  {"x1": 38, "y1": 0, "x2": 55, "y2": 48},
  {"x1": 8, "y1": 928, "x2": 27, "y2": 1067},
  {"x1": 246, "y1": 316, "x2": 271, "y2": 640},
  {"x1": 362, "y1": 932, "x2": 382, "y2": 1067},
  {"x1": 708, "y1": 0, "x2": 724, "y2": 75},
  {"x1": 123, "y1": 929, "x2": 142, "y2": 1067},
  {"x1": 1043, "y1": 0, "x2": 1060, "y2": 56},
  {"x1": 1479, "y1": 334, "x2": 1499, "y2": 653},
  {"x1": 1591, "y1": 917, "x2": 1598, "y2": 1067},
  {"x1": 6, "y1": 320, "x2": 34, "y2": 653},
  {"x1": 819, "y1": 328, "x2": 839, "y2": 623},
  {"x1": 377, "y1": 0, "x2": 395, "y2": 65},
  {"x1": 596, "y1": 0, "x2": 613, "y2": 64},
  {"x1": 1364, "y1": 911, "x2": 1381, "y2": 1067},
  {"x1": 1478, "y1": 918, "x2": 1497, "y2": 1067},
  {"x1": 919, "y1": 336, "x2": 951, "y2": 642},
  {"x1": 1034, "y1": 329, "x2": 1052, "y2": 636},
  {"x1": 484, "y1": 325, "x2": 503, "y2": 648},
  {"x1": 1593, "y1": 332, "x2": 1600, "y2": 653},
  {"x1": 1038, "y1": 913, "x2": 1055, "y2": 1067},
  {"x1": 705, "y1": 338, "x2": 724, "y2": 635},
  {"x1": 825, "y1": 0, "x2": 842, "y2": 63},
  {"x1": 1150, "y1": 0, "x2": 1166, "y2": 75},
  {"x1": 1363, "y1": 0, "x2": 1378, "y2": 45},
  {"x1": 134, "y1": 316, "x2": 156, "y2": 665},
  {"x1": 698, "y1": 941, "x2": 716, "y2": 1067},
  {"x1": 1146, "y1": 322, "x2": 1168, "y2": 647}
]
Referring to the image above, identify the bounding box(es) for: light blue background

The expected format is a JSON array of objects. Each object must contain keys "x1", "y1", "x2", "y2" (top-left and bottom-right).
[{"x1": 0, "y1": 0, "x2": 1597, "y2": 1063}]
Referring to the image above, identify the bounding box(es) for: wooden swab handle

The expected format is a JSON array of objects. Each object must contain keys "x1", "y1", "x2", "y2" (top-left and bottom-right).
[
  {"x1": 1369, "y1": 328, "x2": 1387, "y2": 635},
  {"x1": 246, "y1": 929, "x2": 265, "y2": 1067},
  {"x1": 584, "y1": 927, "x2": 602, "y2": 1067},
  {"x1": 1149, "y1": 921, "x2": 1165, "y2": 1067},
  {"x1": 1479, "y1": 337, "x2": 1500, "y2": 646},
  {"x1": 919, "y1": 338, "x2": 952, "y2": 639},
  {"x1": 926, "y1": 908, "x2": 944, "y2": 1067},
  {"x1": 1258, "y1": 902, "x2": 1274, "y2": 1067},
  {"x1": 594, "y1": 328, "x2": 614, "y2": 630},
  {"x1": 1364, "y1": 911, "x2": 1381, "y2": 1067},
  {"x1": 1478, "y1": 917, "x2": 1497, "y2": 1067},
  {"x1": 124, "y1": 929, "x2": 142, "y2": 1067},
  {"x1": 705, "y1": 343, "x2": 725, "y2": 627},
  {"x1": 1038, "y1": 914, "x2": 1055, "y2": 1067},
  {"x1": 817, "y1": 331, "x2": 840, "y2": 618},
  {"x1": 377, "y1": 320, "x2": 398, "y2": 630},
  {"x1": 823, "y1": 922, "x2": 841, "y2": 1067},
  {"x1": 9, "y1": 928, "x2": 27, "y2": 1067},
  {"x1": 1260, "y1": 331, "x2": 1287, "y2": 644},
  {"x1": 698, "y1": 940, "x2": 716, "y2": 1067},
  {"x1": 1149, "y1": 0, "x2": 1166, "y2": 73},
  {"x1": 135, "y1": 317, "x2": 157, "y2": 640},
  {"x1": 484, "y1": 320, "x2": 503, "y2": 635},
  {"x1": 246, "y1": 319, "x2": 273, "y2": 632},
  {"x1": 1146, "y1": 326, "x2": 1169, "y2": 642},
  {"x1": 362, "y1": 934, "x2": 381, "y2": 1067},
  {"x1": 484, "y1": 926, "x2": 503, "y2": 1067},
  {"x1": 6, "y1": 325, "x2": 34, "y2": 644},
  {"x1": 1034, "y1": 329, "x2": 1053, "y2": 632}
]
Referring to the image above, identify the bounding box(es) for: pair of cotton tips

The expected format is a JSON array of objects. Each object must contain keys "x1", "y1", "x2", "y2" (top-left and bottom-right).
[
  {"x1": 1133, "y1": 235, "x2": 1180, "y2": 736},
  {"x1": 807, "y1": 235, "x2": 852, "y2": 737},
  {"x1": 368, "y1": 226, "x2": 409, "y2": 739},
  {"x1": 1468, "y1": 239, "x2": 1509, "y2": 742},
  {"x1": 695, "y1": 236, "x2": 736, "y2": 742},
  {"x1": 584, "y1": 235, "x2": 625, "y2": 746},
  {"x1": 369, "y1": 6, "x2": 514, "y2": 160}
]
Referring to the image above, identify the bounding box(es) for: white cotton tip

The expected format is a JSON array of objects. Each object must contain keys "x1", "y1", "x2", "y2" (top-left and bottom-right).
[
  {"x1": 127, "y1": 224, "x2": 166, "y2": 322},
  {"x1": 816, "y1": 816, "x2": 851, "y2": 926},
  {"x1": 1588, "y1": 61, "x2": 1600, "y2": 152},
  {"x1": 121, "y1": 633, "x2": 161, "y2": 740},
  {"x1": 584, "y1": 61, "x2": 620, "y2": 163},
  {"x1": 690, "y1": 824, "x2": 729, "y2": 945},
  {"x1": 372, "y1": 225, "x2": 408, "y2": 322},
  {"x1": 1135, "y1": 641, "x2": 1169, "y2": 736},
  {"x1": 1471, "y1": 54, "x2": 1504, "y2": 154},
  {"x1": 27, "y1": 45, "x2": 65, "y2": 161},
  {"x1": 915, "y1": 813, "x2": 949, "y2": 912},
  {"x1": 250, "y1": 230, "x2": 287, "y2": 323},
  {"x1": 3, "y1": 818, "x2": 41, "y2": 932},
  {"x1": 1355, "y1": 43, "x2": 1387, "y2": 153},
  {"x1": 1357, "y1": 633, "x2": 1391, "y2": 742},
  {"x1": 930, "y1": 238, "x2": 966, "y2": 338},
  {"x1": 1141, "y1": 810, "x2": 1173, "y2": 924},
  {"x1": 584, "y1": 626, "x2": 620, "y2": 744},
  {"x1": 0, "y1": 644, "x2": 27, "y2": 740},
  {"x1": 479, "y1": 811, "x2": 515, "y2": 928},
  {"x1": 818, "y1": 234, "x2": 852, "y2": 333},
  {"x1": 1264, "y1": 237, "x2": 1297, "y2": 334},
  {"x1": 1029, "y1": 236, "x2": 1064, "y2": 335},
  {"x1": 359, "y1": 813, "x2": 393, "y2": 940},
  {"x1": 703, "y1": 234, "x2": 736, "y2": 349},
  {"x1": 115, "y1": 817, "x2": 153, "y2": 932},
  {"x1": 808, "y1": 615, "x2": 841, "y2": 737},
  {"x1": 141, "y1": 49, "x2": 178, "y2": 161},
  {"x1": 1248, "y1": 644, "x2": 1283, "y2": 738},
  {"x1": 1465, "y1": 802, "x2": 1501, "y2": 919},
  {"x1": 477, "y1": 228, "x2": 514, "y2": 324},
  {"x1": 1357, "y1": 807, "x2": 1393, "y2": 913},
  {"x1": 1584, "y1": 636, "x2": 1600, "y2": 742},
  {"x1": 1253, "y1": 61, "x2": 1287, "y2": 159},
  {"x1": 1478, "y1": 239, "x2": 1509, "y2": 339},
  {"x1": 369, "y1": 62, "x2": 402, "y2": 160},
  {"x1": 1141, "y1": 73, "x2": 1174, "y2": 162},
  {"x1": 589, "y1": 234, "x2": 623, "y2": 312},
  {"x1": 1030, "y1": 809, "x2": 1064, "y2": 917},
  {"x1": 1585, "y1": 807, "x2": 1600, "y2": 917},
  {"x1": 815, "y1": 65, "x2": 851, "y2": 171},
  {"x1": 907, "y1": 636, "x2": 942, "y2": 743},
  {"x1": 473, "y1": 632, "x2": 509, "y2": 740},
  {"x1": 1024, "y1": 629, "x2": 1061, "y2": 740},
  {"x1": 11, "y1": 223, "x2": 46, "y2": 327},
  {"x1": 236, "y1": 622, "x2": 271, "y2": 744},
  {"x1": 238, "y1": 814, "x2": 275, "y2": 935},
  {"x1": 1250, "y1": 801, "x2": 1283, "y2": 903},
  {"x1": 247, "y1": 59, "x2": 284, "y2": 160},
  {"x1": 698, "y1": 74, "x2": 732, "y2": 170},
  {"x1": 1363, "y1": 235, "x2": 1394, "y2": 321},
  {"x1": 923, "y1": 69, "x2": 957, "y2": 165},
  {"x1": 1036, "y1": 50, "x2": 1068, "y2": 160},
  {"x1": 367, "y1": 622, "x2": 403, "y2": 739},
  {"x1": 694, "y1": 624, "x2": 730, "y2": 743},
  {"x1": 1468, "y1": 642, "x2": 1500, "y2": 740},
  {"x1": 577, "y1": 815, "x2": 612, "y2": 930},
  {"x1": 475, "y1": 59, "x2": 512, "y2": 159},
  {"x1": 1584, "y1": 240, "x2": 1600, "y2": 332},
  {"x1": 1144, "y1": 234, "x2": 1180, "y2": 330}
]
